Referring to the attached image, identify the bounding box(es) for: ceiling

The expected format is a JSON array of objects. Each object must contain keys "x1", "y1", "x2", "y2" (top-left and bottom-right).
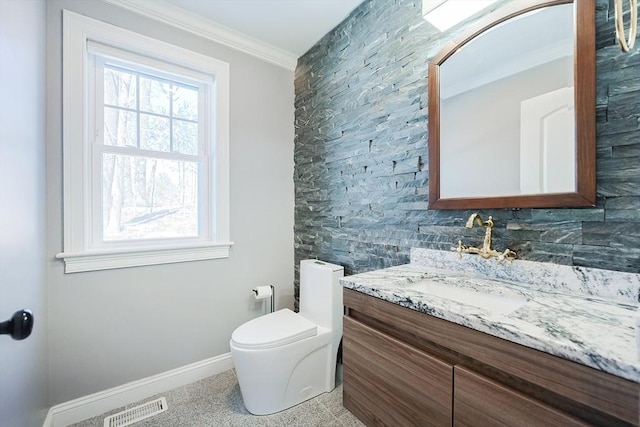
[{"x1": 160, "y1": 0, "x2": 365, "y2": 57}]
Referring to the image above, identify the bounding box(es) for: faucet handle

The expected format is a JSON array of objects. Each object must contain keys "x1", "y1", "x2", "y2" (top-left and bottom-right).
[
  {"x1": 497, "y1": 248, "x2": 517, "y2": 263},
  {"x1": 452, "y1": 240, "x2": 469, "y2": 258}
]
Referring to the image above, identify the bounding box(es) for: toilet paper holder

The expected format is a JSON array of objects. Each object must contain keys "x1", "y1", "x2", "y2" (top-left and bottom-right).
[{"x1": 253, "y1": 285, "x2": 275, "y2": 313}]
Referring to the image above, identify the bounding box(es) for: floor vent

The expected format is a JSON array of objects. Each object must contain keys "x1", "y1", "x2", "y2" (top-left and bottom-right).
[{"x1": 103, "y1": 397, "x2": 168, "y2": 427}]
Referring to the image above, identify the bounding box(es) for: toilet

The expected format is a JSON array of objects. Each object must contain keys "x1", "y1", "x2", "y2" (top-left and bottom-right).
[{"x1": 230, "y1": 259, "x2": 344, "y2": 415}]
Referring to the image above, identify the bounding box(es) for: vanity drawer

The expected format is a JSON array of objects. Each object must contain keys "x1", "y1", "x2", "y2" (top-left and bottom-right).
[
  {"x1": 454, "y1": 366, "x2": 589, "y2": 427},
  {"x1": 343, "y1": 316, "x2": 453, "y2": 426}
]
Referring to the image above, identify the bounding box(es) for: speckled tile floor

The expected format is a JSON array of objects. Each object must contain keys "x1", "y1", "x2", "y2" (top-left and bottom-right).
[{"x1": 69, "y1": 368, "x2": 365, "y2": 427}]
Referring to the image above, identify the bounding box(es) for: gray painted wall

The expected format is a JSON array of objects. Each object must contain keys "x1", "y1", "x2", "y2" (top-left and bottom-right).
[
  {"x1": 294, "y1": 0, "x2": 640, "y2": 295},
  {"x1": 0, "y1": 0, "x2": 50, "y2": 425},
  {"x1": 440, "y1": 57, "x2": 572, "y2": 198},
  {"x1": 47, "y1": 0, "x2": 294, "y2": 403}
]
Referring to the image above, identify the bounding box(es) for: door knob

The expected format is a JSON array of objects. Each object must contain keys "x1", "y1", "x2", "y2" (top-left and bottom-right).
[{"x1": 0, "y1": 310, "x2": 33, "y2": 340}]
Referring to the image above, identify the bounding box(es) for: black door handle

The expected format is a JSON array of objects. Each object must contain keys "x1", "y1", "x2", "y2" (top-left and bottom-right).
[{"x1": 0, "y1": 310, "x2": 33, "y2": 340}]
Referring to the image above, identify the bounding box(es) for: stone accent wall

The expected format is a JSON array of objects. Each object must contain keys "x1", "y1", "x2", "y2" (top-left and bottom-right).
[{"x1": 294, "y1": 0, "x2": 640, "y2": 296}]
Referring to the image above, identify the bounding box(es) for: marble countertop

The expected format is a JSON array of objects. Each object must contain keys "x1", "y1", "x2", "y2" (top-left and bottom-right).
[{"x1": 340, "y1": 248, "x2": 640, "y2": 383}]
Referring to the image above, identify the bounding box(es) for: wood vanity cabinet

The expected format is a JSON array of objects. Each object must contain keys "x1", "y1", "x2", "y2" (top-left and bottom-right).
[
  {"x1": 453, "y1": 367, "x2": 588, "y2": 426},
  {"x1": 343, "y1": 316, "x2": 453, "y2": 426},
  {"x1": 343, "y1": 288, "x2": 639, "y2": 427}
]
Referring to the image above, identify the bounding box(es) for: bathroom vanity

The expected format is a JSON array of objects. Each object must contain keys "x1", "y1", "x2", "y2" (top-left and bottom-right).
[{"x1": 341, "y1": 249, "x2": 640, "y2": 426}]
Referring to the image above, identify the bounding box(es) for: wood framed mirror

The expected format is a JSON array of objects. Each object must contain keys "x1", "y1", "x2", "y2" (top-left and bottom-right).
[{"x1": 428, "y1": 0, "x2": 595, "y2": 209}]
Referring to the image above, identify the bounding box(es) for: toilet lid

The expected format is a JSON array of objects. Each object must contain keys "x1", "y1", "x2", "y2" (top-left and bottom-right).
[{"x1": 231, "y1": 309, "x2": 317, "y2": 350}]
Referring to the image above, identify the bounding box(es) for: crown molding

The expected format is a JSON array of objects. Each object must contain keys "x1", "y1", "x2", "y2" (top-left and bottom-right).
[{"x1": 102, "y1": 0, "x2": 298, "y2": 71}]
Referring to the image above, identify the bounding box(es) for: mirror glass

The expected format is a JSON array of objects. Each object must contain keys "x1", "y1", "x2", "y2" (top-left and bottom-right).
[
  {"x1": 428, "y1": 0, "x2": 596, "y2": 209},
  {"x1": 440, "y1": 4, "x2": 574, "y2": 198}
]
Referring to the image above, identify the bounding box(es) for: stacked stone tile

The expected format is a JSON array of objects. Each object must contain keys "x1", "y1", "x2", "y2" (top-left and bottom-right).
[{"x1": 294, "y1": 0, "x2": 640, "y2": 303}]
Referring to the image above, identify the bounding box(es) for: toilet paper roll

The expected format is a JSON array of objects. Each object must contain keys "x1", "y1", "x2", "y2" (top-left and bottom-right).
[{"x1": 253, "y1": 286, "x2": 273, "y2": 300}]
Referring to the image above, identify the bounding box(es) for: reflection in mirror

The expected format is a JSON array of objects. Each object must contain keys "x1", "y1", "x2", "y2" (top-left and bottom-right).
[
  {"x1": 440, "y1": 4, "x2": 574, "y2": 198},
  {"x1": 428, "y1": 0, "x2": 596, "y2": 210}
]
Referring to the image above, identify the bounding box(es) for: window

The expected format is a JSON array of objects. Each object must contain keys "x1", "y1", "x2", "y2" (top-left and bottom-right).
[
  {"x1": 58, "y1": 11, "x2": 231, "y2": 273},
  {"x1": 92, "y1": 48, "x2": 209, "y2": 244}
]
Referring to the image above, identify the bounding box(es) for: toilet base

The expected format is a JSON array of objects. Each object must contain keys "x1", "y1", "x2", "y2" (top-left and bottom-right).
[{"x1": 231, "y1": 329, "x2": 337, "y2": 415}]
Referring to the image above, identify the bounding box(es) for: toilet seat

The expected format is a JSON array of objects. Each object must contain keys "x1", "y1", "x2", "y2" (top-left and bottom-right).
[{"x1": 231, "y1": 309, "x2": 317, "y2": 350}]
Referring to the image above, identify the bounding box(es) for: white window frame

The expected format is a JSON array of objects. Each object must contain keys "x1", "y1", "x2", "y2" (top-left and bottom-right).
[
  {"x1": 88, "y1": 45, "x2": 213, "y2": 248},
  {"x1": 57, "y1": 10, "x2": 232, "y2": 273}
]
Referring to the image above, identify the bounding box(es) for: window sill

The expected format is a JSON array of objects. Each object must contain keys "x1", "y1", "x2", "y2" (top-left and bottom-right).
[{"x1": 56, "y1": 242, "x2": 233, "y2": 273}]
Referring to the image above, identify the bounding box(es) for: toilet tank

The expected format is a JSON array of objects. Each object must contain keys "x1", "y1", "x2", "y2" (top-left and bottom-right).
[{"x1": 299, "y1": 260, "x2": 344, "y2": 330}]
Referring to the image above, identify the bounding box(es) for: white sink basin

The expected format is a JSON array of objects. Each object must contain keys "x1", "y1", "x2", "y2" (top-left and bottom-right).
[{"x1": 406, "y1": 280, "x2": 529, "y2": 315}]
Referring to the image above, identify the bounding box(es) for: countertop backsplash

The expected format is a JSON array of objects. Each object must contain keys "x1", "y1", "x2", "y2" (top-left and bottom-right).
[{"x1": 410, "y1": 248, "x2": 640, "y2": 305}]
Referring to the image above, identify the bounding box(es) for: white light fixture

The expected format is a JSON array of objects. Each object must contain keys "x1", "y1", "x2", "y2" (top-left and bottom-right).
[{"x1": 422, "y1": 0, "x2": 498, "y2": 32}]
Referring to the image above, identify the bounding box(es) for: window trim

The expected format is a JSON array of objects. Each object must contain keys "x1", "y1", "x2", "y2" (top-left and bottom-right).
[{"x1": 57, "y1": 10, "x2": 232, "y2": 273}]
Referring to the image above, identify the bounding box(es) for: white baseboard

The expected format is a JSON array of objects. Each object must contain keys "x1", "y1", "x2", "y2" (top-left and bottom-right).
[{"x1": 43, "y1": 353, "x2": 234, "y2": 427}]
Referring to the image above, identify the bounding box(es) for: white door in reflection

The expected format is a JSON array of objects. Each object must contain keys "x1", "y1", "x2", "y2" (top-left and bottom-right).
[{"x1": 520, "y1": 87, "x2": 575, "y2": 195}]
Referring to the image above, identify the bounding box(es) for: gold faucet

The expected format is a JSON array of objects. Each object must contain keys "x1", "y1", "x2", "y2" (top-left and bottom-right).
[{"x1": 452, "y1": 213, "x2": 516, "y2": 263}]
